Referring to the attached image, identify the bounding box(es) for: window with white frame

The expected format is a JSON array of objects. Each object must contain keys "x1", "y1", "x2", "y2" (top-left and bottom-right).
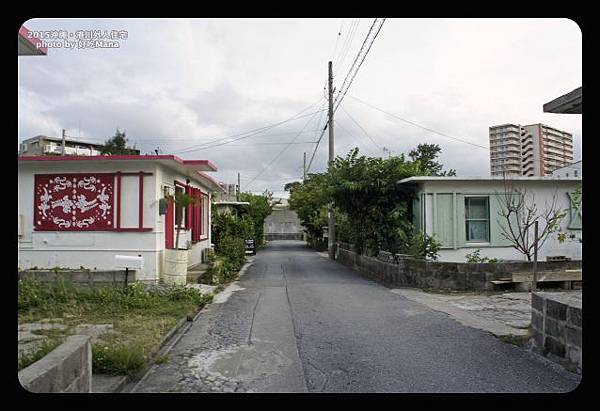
[{"x1": 465, "y1": 197, "x2": 490, "y2": 242}]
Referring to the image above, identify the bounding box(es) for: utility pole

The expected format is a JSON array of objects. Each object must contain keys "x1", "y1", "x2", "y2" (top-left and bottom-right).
[
  {"x1": 328, "y1": 61, "x2": 336, "y2": 260},
  {"x1": 61, "y1": 129, "x2": 66, "y2": 156},
  {"x1": 303, "y1": 152, "x2": 307, "y2": 182},
  {"x1": 237, "y1": 172, "x2": 241, "y2": 201}
]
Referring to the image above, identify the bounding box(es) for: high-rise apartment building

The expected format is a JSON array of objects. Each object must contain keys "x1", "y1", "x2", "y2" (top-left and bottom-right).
[{"x1": 489, "y1": 123, "x2": 574, "y2": 176}]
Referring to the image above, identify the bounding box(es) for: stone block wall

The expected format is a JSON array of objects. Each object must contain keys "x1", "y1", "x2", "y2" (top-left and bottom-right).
[
  {"x1": 337, "y1": 245, "x2": 582, "y2": 291},
  {"x1": 531, "y1": 292, "x2": 582, "y2": 374},
  {"x1": 18, "y1": 335, "x2": 93, "y2": 393}
]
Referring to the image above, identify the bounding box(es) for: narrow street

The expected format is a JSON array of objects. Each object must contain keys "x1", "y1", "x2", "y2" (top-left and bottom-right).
[{"x1": 132, "y1": 241, "x2": 580, "y2": 393}]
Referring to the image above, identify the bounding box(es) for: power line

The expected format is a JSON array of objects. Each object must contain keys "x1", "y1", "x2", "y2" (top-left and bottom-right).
[
  {"x1": 245, "y1": 102, "x2": 327, "y2": 190},
  {"x1": 306, "y1": 19, "x2": 385, "y2": 175},
  {"x1": 333, "y1": 120, "x2": 366, "y2": 152},
  {"x1": 335, "y1": 19, "x2": 360, "y2": 76},
  {"x1": 346, "y1": 94, "x2": 564, "y2": 174},
  {"x1": 339, "y1": 104, "x2": 382, "y2": 152},
  {"x1": 333, "y1": 18, "x2": 386, "y2": 114},
  {"x1": 330, "y1": 19, "x2": 344, "y2": 61},
  {"x1": 306, "y1": 123, "x2": 328, "y2": 174},
  {"x1": 347, "y1": 94, "x2": 490, "y2": 151},
  {"x1": 173, "y1": 97, "x2": 325, "y2": 154}
]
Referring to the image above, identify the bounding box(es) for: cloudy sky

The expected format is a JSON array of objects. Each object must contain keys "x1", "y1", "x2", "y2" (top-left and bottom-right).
[{"x1": 18, "y1": 18, "x2": 582, "y2": 197}]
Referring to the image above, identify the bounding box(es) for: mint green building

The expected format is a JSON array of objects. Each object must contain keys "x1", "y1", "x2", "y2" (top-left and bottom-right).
[{"x1": 398, "y1": 177, "x2": 582, "y2": 262}]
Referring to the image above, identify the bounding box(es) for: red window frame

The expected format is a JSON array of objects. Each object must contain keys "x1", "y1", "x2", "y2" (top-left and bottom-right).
[
  {"x1": 114, "y1": 171, "x2": 153, "y2": 232},
  {"x1": 189, "y1": 187, "x2": 209, "y2": 243},
  {"x1": 174, "y1": 180, "x2": 188, "y2": 230},
  {"x1": 200, "y1": 191, "x2": 209, "y2": 240}
]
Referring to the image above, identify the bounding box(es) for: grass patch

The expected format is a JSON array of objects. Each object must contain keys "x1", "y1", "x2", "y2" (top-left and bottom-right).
[
  {"x1": 154, "y1": 354, "x2": 169, "y2": 365},
  {"x1": 499, "y1": 334, "x2": 529, "y2": 347},
  {"x1": 18, "y1": 279, "x2": 213, "y2": 376},
  {"x1": 18, "y1": 337, "x2": 64, "y2": 371}
]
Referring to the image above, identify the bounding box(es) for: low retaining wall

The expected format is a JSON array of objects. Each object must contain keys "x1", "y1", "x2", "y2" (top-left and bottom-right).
[
  {"x1": 531, "y1": 292, "x2": 582, "y2": 374},
  {"x1": 18, "y1": 335, "x2": 92, "y2": 393},
  {"x1": 265, "y1": 233, "x2": 303, "y2": 241},
  {"x1": 337, "y1": 246, "x2": 582, "y2": 291},
  {"x1": 18, "y1": 269, "x2": 136, "y2": 285}
]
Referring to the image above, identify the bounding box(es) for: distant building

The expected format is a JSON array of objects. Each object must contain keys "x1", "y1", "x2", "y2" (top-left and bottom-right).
[
  {"x1": 18, "y1": 135, "x2": 140, "y2": 157},
  {"x1": 551, "y1": 160, "x2": 582, "y2": 179},
  {"x1": 263, "y1": 198, "x2": 303, "y2": 241},
  {"x1": 489, "y1": 124, "x2": 574, "y2": 177},
  {"x1": 213, "y1": 182, "x2": 249, "y2": 215}
]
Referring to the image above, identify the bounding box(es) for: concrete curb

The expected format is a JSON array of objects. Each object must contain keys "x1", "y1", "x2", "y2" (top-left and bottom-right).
[{"x1": 124, "y1": 258, "x2": 255, "y2": 393}]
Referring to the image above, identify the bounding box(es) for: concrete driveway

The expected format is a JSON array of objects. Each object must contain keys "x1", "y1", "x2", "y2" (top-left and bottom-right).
[{"x1": 131, "y1": 241, "x2": 580, "y2": 393}]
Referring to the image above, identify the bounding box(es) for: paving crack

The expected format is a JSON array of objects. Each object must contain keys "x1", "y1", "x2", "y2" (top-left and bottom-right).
[{"x1": 247, "y1": 292, "x2": 261, "y2": 345}]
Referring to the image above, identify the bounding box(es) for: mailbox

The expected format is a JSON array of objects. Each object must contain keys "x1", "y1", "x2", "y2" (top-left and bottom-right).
[{"x1": 115, "y1": 255, "x2": 144, "y2": 270}]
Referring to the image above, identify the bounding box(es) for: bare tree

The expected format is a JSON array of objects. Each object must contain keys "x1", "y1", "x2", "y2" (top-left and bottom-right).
[{"x1": 496, "y1": 178, "x2": 567, "y2": 261}]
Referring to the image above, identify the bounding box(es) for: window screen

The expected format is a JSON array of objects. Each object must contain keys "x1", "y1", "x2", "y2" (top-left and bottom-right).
[{"x1": 465, "y1": 197, "x2": 490, "y2": 242}]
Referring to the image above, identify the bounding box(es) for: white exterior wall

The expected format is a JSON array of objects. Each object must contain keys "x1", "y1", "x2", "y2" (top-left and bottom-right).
[
  {"x1": 18, "y1": 160, "x2": 215, "y2": 282},
  {"x1": 155, "y1": 165, "x2": 212, "y2": 274},
  {"x1": 18, "y1": 161, "x2": 159, "y2": 281},
  {"x1": 416, "y1": 179, "x2": 582, "y2": 262},
  {"x1": 552, "y1": 161, "x2": 582, "y2": 178}
]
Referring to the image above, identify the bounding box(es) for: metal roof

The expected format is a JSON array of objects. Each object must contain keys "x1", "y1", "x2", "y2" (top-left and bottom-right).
[
  {"x1": 398, "y1": 176, "x2": 582, "y2": 184},
  {"x1": 543, "y1": 87, "x2": 582, "y2": 114}
]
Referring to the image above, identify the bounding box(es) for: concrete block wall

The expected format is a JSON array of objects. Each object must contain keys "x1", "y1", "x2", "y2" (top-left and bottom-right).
[
  {"x1": 18, "y1": 335, "x2": 92, "y2": 393},
  {"x1": 531, "y1": 292, "x2": 582, "y2": 374},
  {"x1": 18, "y1": 269, "x2": 136, "y2": 286}
]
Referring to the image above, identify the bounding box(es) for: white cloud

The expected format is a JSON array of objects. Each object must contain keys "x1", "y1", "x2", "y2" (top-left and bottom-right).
[{"x1": 18, "y1": 18, "x2": 582, "y2": 193}]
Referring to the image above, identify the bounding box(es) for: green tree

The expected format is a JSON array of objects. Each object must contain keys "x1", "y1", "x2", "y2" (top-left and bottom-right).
[
  {"x1": 288, "y1": 173, "x2": 331, "y2": 248},
  {"x1": 329, "y1": 147, "x2": 421, "y2": 254},
  {"x1": 101, "y1": 129, "x2": 139, "y2": 155},
  {"x1": 239, "y1": 192, "x2": 275, "y2": 245},
  {"x1": 408, "y1": 143, "x2": 456, "y2": 176}
]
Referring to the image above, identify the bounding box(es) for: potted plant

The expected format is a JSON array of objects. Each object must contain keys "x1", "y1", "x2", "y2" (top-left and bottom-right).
[{"x1": 162, "y1": 190, "x2": 199, "y2": 285}]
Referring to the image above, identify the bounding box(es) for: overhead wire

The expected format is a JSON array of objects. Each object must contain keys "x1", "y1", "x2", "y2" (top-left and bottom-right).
[{"x1": 245, "y1": 101, "x2": 328, "y2": 190}]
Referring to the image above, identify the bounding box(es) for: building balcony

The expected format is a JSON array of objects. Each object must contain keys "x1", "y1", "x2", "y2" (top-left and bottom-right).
[{"x1": 43, "y1": 145, "x2": 101, "y2": 156}]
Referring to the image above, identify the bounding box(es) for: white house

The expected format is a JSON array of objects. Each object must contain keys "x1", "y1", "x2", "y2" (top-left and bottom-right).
[
  {"x1": 551, "y1": 160, "x2": 582, "y2": 178},
  {"x1": 18, "y1": 155, "x2": 225, "y2": 282},
  {"x1": 398, "y1": 176, "x2": 582, "y2": 262}
]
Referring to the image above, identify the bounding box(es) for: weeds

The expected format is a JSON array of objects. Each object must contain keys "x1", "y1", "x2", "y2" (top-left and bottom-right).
[
  {"x1": 92, "y1": 343, "x2": 146, "y2": 376},
  {"x1": 18, "y1": 280, "x2": 212, "y2": 376},
  {"x1": 18, "y1": 337, "x2": 64, "y2": 371}
]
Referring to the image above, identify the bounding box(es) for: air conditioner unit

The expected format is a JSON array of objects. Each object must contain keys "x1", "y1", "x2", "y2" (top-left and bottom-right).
[{"x1": 201, "y1": 247, "x2": 214, "y2": 263}]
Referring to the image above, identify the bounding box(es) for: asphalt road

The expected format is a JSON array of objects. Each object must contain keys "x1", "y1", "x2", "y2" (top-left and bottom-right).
[{"x1": 132, "y1": 240, "x2": 580, "y2": 393}]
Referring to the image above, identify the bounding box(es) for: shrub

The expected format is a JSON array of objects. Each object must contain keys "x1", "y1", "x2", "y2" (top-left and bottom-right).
[
  {"x1": 465, "y1": 249, "x2": 499, "y2": 263},
  {"x1": 216, "y1": 236, "x2": 246, "y2": 268},
  {"x1": 404, "y1": 232, "x2": 441, "y2": 260}
]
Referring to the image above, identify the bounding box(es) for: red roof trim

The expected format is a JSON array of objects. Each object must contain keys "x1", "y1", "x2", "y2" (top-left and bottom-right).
[
  {"x1": 183, "y1": 159, "x2": 218, "y2": 171},
  {"x1": 18, "y1": 155, "x2": 217, "y2": 171},
  {"x1": 19, "y1": 25, "x2": 48, "y2": 55}
]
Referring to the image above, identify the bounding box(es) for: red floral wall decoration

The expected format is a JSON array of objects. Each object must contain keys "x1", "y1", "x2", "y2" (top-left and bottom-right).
[{"x1": 34, "y1": 173, "x2": 115, "y2": 231}]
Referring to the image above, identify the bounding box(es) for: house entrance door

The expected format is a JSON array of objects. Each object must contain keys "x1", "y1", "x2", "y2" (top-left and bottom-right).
[{"x1": 165, "y1": 199, "x2": 174, "y2": 249}]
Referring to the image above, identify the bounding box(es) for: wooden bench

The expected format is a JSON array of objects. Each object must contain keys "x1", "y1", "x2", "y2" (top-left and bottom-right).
[{"x1": 491, "y1": 269, "x2": 582, "y2": 289}]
